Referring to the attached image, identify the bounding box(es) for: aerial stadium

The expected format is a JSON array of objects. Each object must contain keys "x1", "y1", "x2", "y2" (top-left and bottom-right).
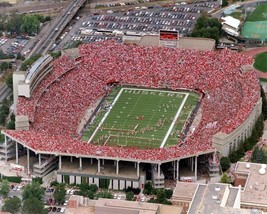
[{"x1": 1, "y1": 40, "x2": 262, "y2": 189}]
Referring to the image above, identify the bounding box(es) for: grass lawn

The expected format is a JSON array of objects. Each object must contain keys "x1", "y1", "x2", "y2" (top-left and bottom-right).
[
  {"x1": 247, "y1": 3, "x2": 267, "y2": 21},
  {"x1": 254, "y1": 52, "x2": 267, "y2": 72},
  {"x1": 82, "y1": 87, "x2": 199, "y2": 149}
]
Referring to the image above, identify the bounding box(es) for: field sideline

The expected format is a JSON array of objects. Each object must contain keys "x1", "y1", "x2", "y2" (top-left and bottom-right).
[{"x1": 82, "y1": 87, "x2": 199, "y2": 149}]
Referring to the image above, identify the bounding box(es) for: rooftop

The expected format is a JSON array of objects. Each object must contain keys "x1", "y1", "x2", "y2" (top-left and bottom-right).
[{"x1": 235, "y1": 161, "x2": 267, "y2": 207}]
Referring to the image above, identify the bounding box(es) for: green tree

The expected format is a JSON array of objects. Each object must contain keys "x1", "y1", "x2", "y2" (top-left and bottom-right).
[
  {"x1": 261, "y1": 86, "x2": 267, "y2": 120},
  {"x1": 5, "y1": 73, "x2": 13, "y2": 89},
  {"x1": 88, "y1": 184, "x2": 98, "y2": 193},
  {"x1": 87, "y1": 190, "x2": 94, "y2": 199},
  {"x1": 7, "y1": 120, "x2": 15, "y2": 129},
  {"x1": 53, "y1": 183, "x2": 66, "y2": 205},
  {"x1": 0, "y1": 133, "x2": 4, "y2": 143},
  {"x1": 0, "y1": 179, "x2": 9, "y2": 197},
  {"x1": 126, "y1": 191, "x2": 134, "y2": 201},
  {"x1": 164, "y1": 189, "x2": 173, "y2": 199},
  {"x1": 22, "y1": 182, "x2": 44, "y2": 201},
  {"x1": 222, "y1": 0, "x2": 228, "y2": 7},
  {"x1": 220, "y1": 172, "x2": 231, "y2": 184},
  {"x1": 252, "y1": 146, "x2": 267, "y2": 163},
  {"x1": 0, "y1": 62, "x2": 11, "y2": 71},
  {"x1": 191, "y1": 14, "x2": 222, "y2": 42},
  {"x1": 220, "y1": 156, "x2": 231, "y2": 171},
  {"x1": 20, "y1": 15, "x2": 40, "y2": 35},
  {"x1": 2, "y1": 196, "x2": 21, "y2": 214},
  {"x1": 95, "y1": 190, "x2": 113, "y2": 199},
  {"x1": 22, "y1": 197, "x2": 47, "y2": 214},
  {"x1": 144, "y1": 182, "x2": 153, "y2": 195}
]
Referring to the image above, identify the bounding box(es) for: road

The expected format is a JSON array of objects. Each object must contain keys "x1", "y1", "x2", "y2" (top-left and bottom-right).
[
  {"x1": 0, "y1": 84, "x2": 12, "y2": 103},
  {"x1": 29, "y1": 0, "x2": 86, "y2": 56},
  {"x1": 0, "y1": 1, "x2": 67, "y2": 15}
]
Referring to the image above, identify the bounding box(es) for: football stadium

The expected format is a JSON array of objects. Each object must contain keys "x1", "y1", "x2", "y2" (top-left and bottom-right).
[{"x1": 1, "y1": 41, "x2": 262, "y2": 189}]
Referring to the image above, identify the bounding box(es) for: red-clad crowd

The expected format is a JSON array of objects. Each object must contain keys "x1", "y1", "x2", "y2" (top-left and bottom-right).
[{"x1": 8, "y1": 41, "x2": 260, "y2": 161}]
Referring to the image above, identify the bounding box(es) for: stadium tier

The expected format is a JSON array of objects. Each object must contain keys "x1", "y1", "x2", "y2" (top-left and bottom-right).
[{"x1": 4, "y1": 41, "x2": 261, "y2": 162}]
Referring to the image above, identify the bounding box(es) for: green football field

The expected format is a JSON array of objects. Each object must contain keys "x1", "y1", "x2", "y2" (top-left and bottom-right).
[{"x1": 82, "y1": 87, "x2": 199, "y2": 148}]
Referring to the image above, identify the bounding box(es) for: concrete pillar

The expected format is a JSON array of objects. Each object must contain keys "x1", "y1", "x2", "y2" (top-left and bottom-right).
[
  {"x1": 90, "y1": 158, "x2": 93, "y2": 164},
  {"x1": 79, "y1": 157, "x2": 82, "y2": 171},
  {"x1": 70, "y1": 175, "x2": 75, "y2": 184},
  {"x1": 27, "y1": 148, "x2": 30, "y2": 175},
  {"x1": 137, "y1": 162, "x2": 140, "y2": 177},
  {"x1": 15, "y1": 141, "x2": 18, "y2": 164},
  {"x1": 116, "y1": 160, "x2": 119, "y2": 175},
  {"x1": 98, "y1": 159, "x2": 100, "y2": 173},
  {"x1": 59, "y1": 156, "x2": 62, "y2": 169},
  {"x1": 57, "y1": 174, "x2": 62, "y2": 183},
  {"x1": 76, "y1": 176, "x2": 81, "y2": 185},
  {"x1": 176, "y1": 159, "x2": 179, "y2": 180},
  {"x1": 173, "y1": 161, "x2": 175, "y2": 179},
  {"x1": 158, "y1": 163, "x2": 161, "y2": 177},
  {"x1": 191, "y1": 157, "x2": 194, "y2": 172},
  {"x1": 195, "y1": 156, "x2": 198, "y2": 181},
  {"x1": 113, "y1": 179, "x2": 118, "y2": 190},
  {"x1": 134, "y1": 162, "x2": 137, "y2": 168},
  {"x1": 4, "y1": 136, "x2": 7, "y2": 162},
  {"x1": 38, "y1": 154, "x2": 41, "y2": 166},
  {"x1": 102, "y1": 159, "x2": 104, "y2": 165},
  {"x1": 70, "y1": 156, "x2": 73, "y2": 163}
]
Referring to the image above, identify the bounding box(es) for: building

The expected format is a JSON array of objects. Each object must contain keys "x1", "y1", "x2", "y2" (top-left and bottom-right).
[
  {"x1": 66, "y1": 196, "x2": 183, "y2": 214},
  {"x1": 172, "y1": 182, "x2": 251, "y2": 214},
  {"x1": 221, "y1": 16, "x2": 241, "y2": 37},
  {"x1": 233, "y1": 161, "x2": 267, "y2": 212}
]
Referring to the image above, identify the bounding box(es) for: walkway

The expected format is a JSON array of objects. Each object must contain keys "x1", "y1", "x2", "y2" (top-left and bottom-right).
[{"x1": 243, "y1": 47, "x2": 267, "y2": 78}]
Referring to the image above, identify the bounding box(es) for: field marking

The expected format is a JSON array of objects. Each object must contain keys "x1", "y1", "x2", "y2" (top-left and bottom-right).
[
  {"x1": 87, "y1": 88, "x2": 124, "y2": 143},
  {"x1": 87, "y1": 87, "x2": 188, "y2": 145},
  {"x1": 160, "y1": 93, "x2": 189, "y2": 148}
]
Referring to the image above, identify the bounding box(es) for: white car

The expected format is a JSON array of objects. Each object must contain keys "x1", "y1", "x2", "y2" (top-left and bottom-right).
[{"x1": 60, "y1": 208, "x2": 65, "y2": 213}]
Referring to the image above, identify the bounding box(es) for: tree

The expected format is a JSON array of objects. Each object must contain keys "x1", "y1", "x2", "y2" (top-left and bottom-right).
[
  {"x1": 7, "y1": 120, "x2": 15, "y2": 129},
  {"x1": 144, "y1": 182, "x2": 153, "y2": 195},
  {"x1": 252, "y1": 146, "x2": 267, "y2": 164},
  {"x1": 164, "y1": 189, "x2": 173, "y2": 199},
  {"x1": 22, "y1": 197, "x2": 47, "y2": 214},
  {"x1": 126, "y1": 191, "x2": 134, "y2": 201},
  {"x1": 2, "y1": 196, "x2": 21, "y2": 214},
  {"x1": 0, "y1": 179, "x2": 9, "y2": 197},
  {"x1": 89, "y1": 184, "x2": 98, "y2": 193},
  {"x1": 220, "y1": 156, "x2": 231, "y2": 171},
  {"x1": 95, "y1": 190, "x2": 113, "y2": 199},
  {"x1": 87, "y1": 190, "x2": 94, "y2": 199},
  {"x1": 191, "y1": 14, "x2": 222, "y2": 42},
  {"x1": 5, "y1": 73, "x2": 13, "y2": 89},
  {"x1": 20, "y1": 15, "x2": 40, "y2": 35},
  {"x1": 222, "y1": 0, "x2": 228, "y2": 7},
  {"x1": 53, "y1": 183, "x2": 66, "y2": 205},
  {"x1": 261, "y1": 86, "x2": 267, "y2": 120},
  {"x1": 0, "y1": 62, "x2": 11, "y2": 72},
  {"x1": 220, "y1": 172, "x2": 231, "y2": 184},
  {"x1": 22, "y1": 182, "x2": 44, "y2": 201}
]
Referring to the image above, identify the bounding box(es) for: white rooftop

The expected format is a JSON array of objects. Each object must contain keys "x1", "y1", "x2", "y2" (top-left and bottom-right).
[{"x1": 221, "y1": 16, "x2": 241, "y2": 30}]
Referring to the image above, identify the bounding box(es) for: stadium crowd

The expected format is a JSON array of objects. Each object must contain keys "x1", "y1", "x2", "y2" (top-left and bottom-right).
[{"x1": 6, "y1": 41, "x2": 260, "y2": 161}]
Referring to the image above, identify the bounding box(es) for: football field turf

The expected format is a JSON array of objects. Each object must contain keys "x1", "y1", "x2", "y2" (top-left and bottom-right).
[{"x1": 82, "y1": 87, "x2": 199, "y2": 148}]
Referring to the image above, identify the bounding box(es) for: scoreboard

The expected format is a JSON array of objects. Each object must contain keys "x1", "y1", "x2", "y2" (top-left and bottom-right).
[
  {"x1": 159, "y1": 30, "x2": 178, "y2": 41},
  {"x1": 159, "y1": 30, "x2": 179, "y2": 48}
]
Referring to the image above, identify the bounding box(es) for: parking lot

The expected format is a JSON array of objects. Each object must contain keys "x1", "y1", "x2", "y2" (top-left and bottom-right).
[{"x1": 64, "y1": 1, "x2": 220, "y2": 46}]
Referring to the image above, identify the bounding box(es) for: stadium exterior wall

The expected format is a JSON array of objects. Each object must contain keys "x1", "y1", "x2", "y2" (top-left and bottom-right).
[{"x1": 212, "y1": 97, "x2": 262, "y2": 157}]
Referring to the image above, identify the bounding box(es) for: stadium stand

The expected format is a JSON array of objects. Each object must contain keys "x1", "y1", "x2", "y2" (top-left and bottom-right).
[{"x1": 4, "y1": 41, "x2": 261, "y2": 161}]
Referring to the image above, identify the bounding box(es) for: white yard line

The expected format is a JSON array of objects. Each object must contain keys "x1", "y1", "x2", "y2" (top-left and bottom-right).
[
  {"x1": 160, "y1": 93, "x2": 189, "y2": 148},
  {"x1": 87, "y1": 88, "x2": 124, "y2": 143}
]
